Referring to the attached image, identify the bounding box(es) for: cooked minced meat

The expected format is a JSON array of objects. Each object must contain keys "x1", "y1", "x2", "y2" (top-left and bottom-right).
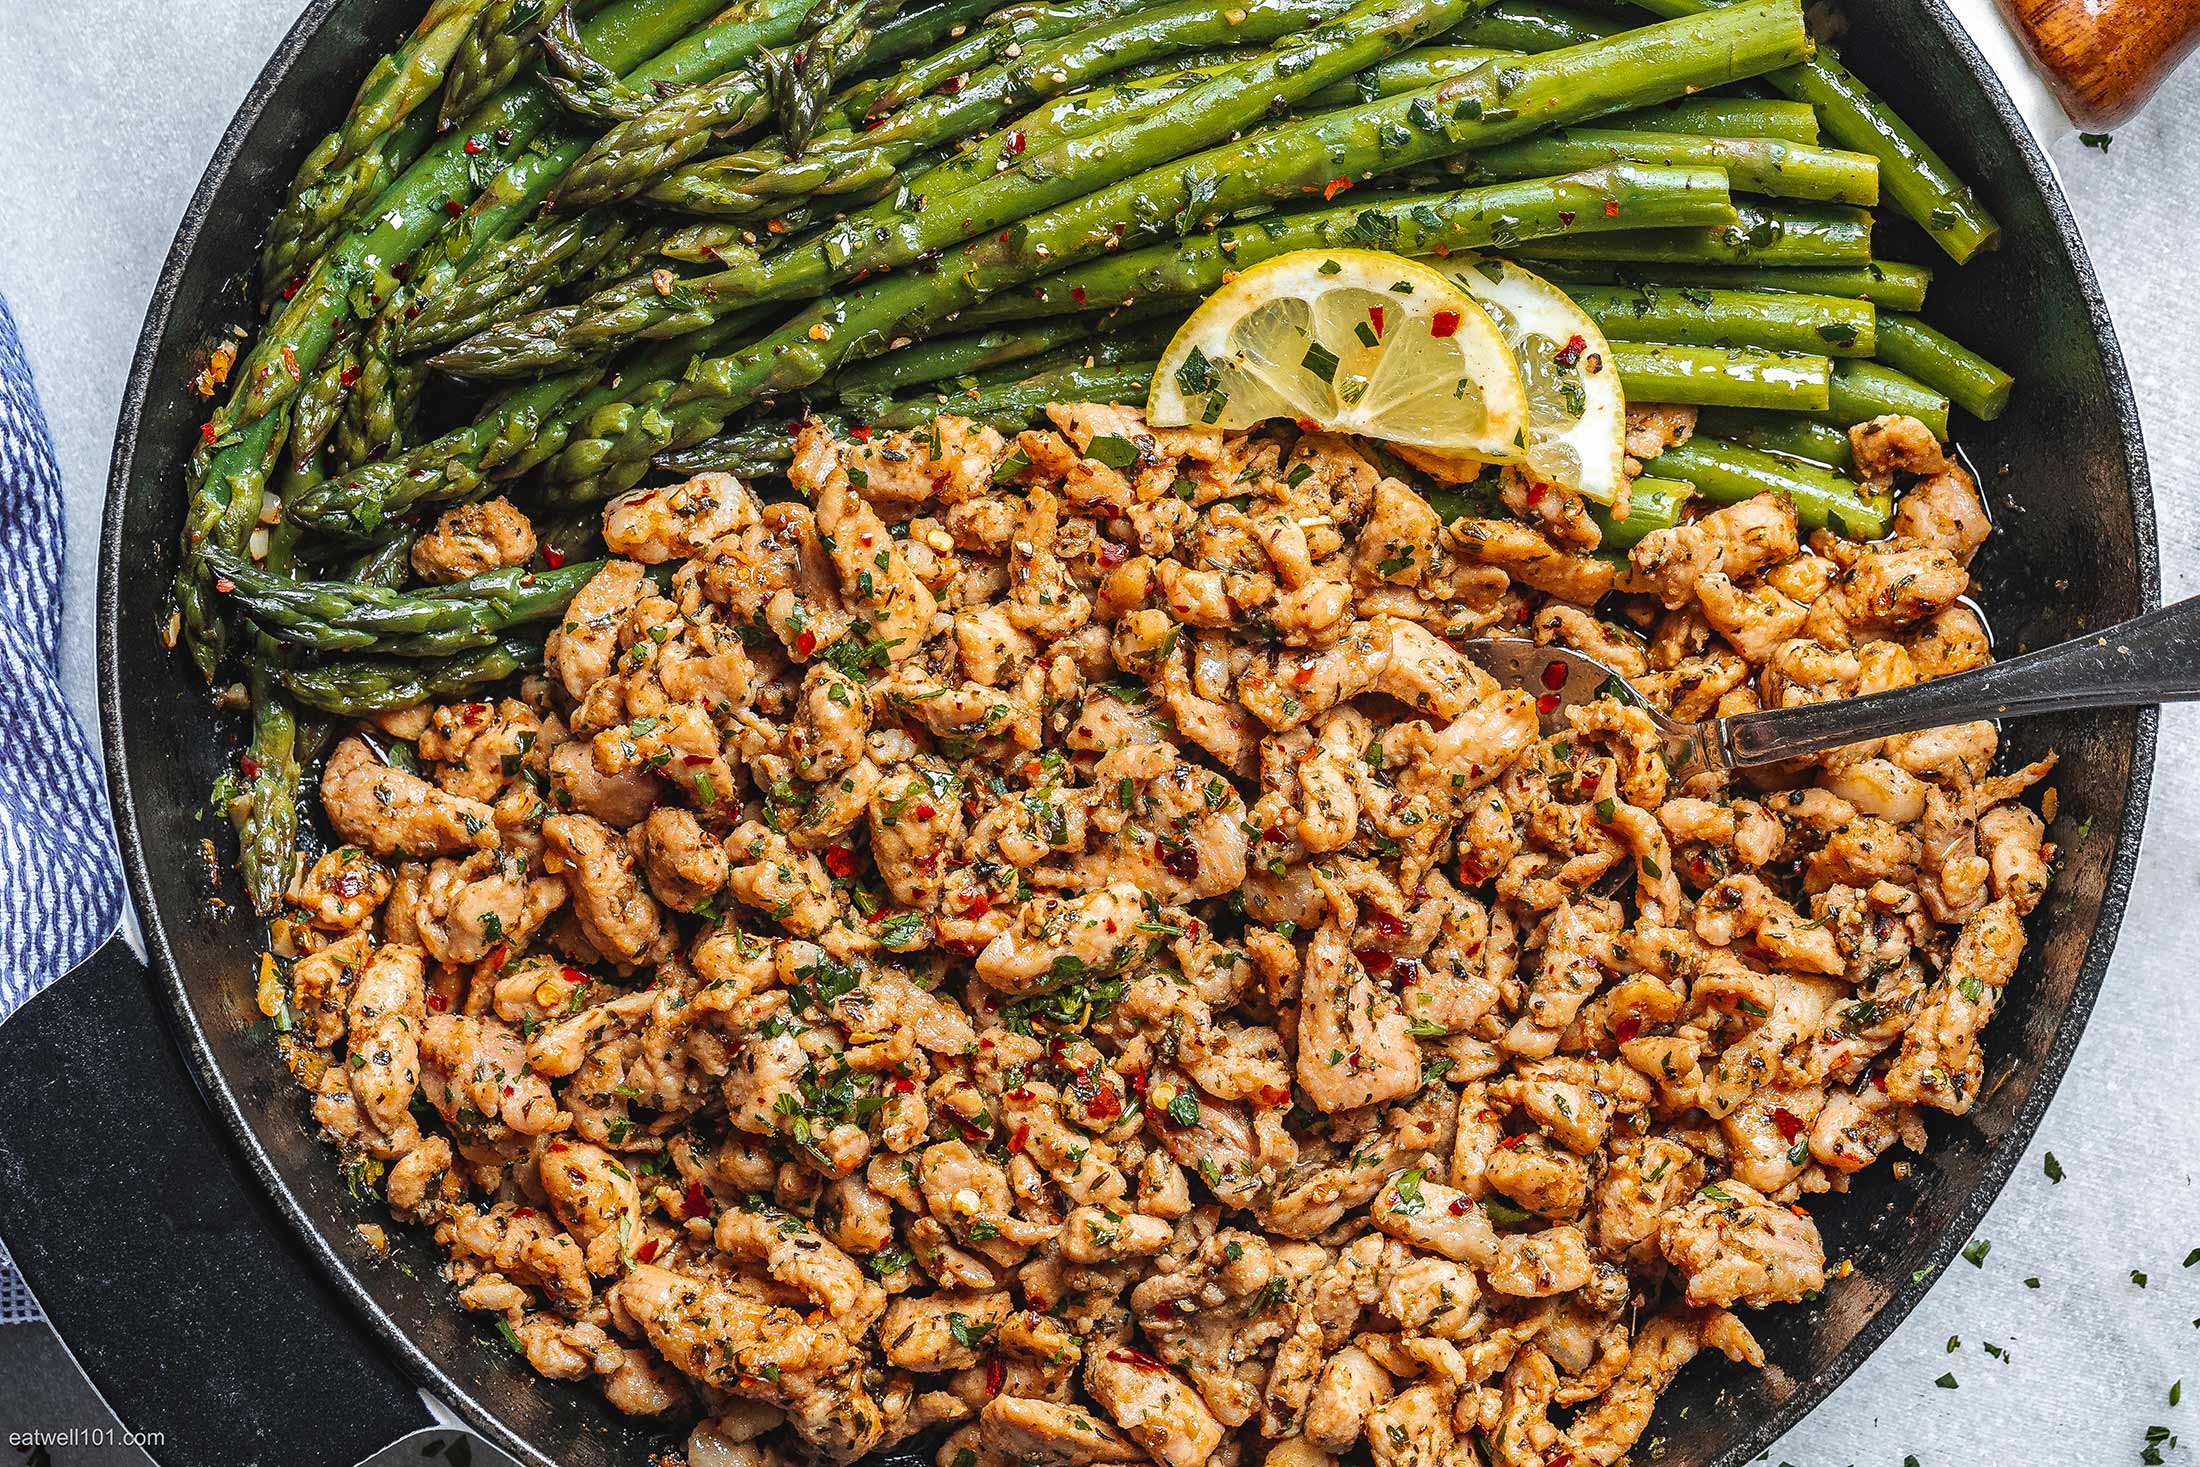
[{"x1": 275, "y1": 402, "x2": 2051, "y2": 1466}]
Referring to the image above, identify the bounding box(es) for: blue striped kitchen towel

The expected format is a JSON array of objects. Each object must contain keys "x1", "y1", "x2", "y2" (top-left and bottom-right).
[{"x1": 0, "y1": 291, "x2": 126, "y2": 1323}]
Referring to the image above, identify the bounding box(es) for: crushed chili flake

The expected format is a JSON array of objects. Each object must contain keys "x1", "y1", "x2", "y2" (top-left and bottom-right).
[
  {"x1": 425, "y1": 992, "x2": 449, "y2": 1012},
  {"x1": 1554, "y1": 335, "x2": 1587, "y2": 369},
  {"x1": 1536, "y1": 691, "x2": 1561, "y2": 715},
  {"x1": 1604, "y1": 198, "x2": 1621, "y2": 217},
  {"x1": 1771, "y1": 1107, "x2": 1806, "y2": 1142},
  {"x1": 542, "y1": 546, "x2": 566, "y2": 568},
  {"x1": 1430, "y1": 308, "x2": 1461, "y2": 338},
  {"x1": 1322, "y1": 176, "x2": 1353, "y2": 201},
  {"x1": 794, "y1": 629, "x2": 818, "y2": 659},
  {"x1": 684, "y1": 1181, "x2": 709, "y2": 1217},
  {"x1": 823, "y1": 844, "x2": 859, "y2": 878},
  {"x1": 1368, "y1": 304, "x2": 1385, "y2": 337},
  {"x1": 1070, "y1": 285, "x2": 1087, "y2": 306},
  {"x1": 1540, "y1": 660, "x2": 1568, "y2": 691},
  {"x1": 1613, "y1": 1016, "x2": 1642, "y2": 1044},
  {"x1": 239, "y1": 754, "x2": 262, "y2": 780}
]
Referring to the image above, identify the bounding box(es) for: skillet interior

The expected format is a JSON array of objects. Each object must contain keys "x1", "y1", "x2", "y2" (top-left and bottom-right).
[{"x1": 98, "y1": 0, "x2": 2155, "y2": 1460}]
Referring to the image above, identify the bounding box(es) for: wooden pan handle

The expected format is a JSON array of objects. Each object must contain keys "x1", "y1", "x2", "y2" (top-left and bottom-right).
[{"x1": 1993, "y1": 0, "x2": 2200, "y2": 129}]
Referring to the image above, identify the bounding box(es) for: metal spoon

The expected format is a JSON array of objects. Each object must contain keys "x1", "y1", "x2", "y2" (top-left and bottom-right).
[{"x1": 1461, "y1": 597, "x2": 2197, "y2": 781}]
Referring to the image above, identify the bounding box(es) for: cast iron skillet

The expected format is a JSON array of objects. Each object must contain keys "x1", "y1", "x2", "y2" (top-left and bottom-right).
[{"x1": 0, "y1": 0, "x2": 2158, "y2": 1461}]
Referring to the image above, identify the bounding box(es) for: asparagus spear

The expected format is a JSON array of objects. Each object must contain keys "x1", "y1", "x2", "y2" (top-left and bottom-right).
[
  {"x1": 860, "y1": 360, "x2": 1159, "y2": 429},
  {"x1": 206, "y1": 548, "x2": 604, "y2": 656},
  {"x1": 237, "y1": 659, "x2": 302, "y2": 914},
  {"x1": 1611, "y1": 342, "x2": 1832, "y2": 411},
  {"x1": 284, "y1": 638, "x2": 545, "y2": 715},
  {"x1": 1873, "y1": 314, "x2": 2013, "y2": 421},
  {"x1": 177, "y1": 0, "x2": 799, "y2": 675},
  {"x1": 1453, "y1": 129, "x2": 1879, "y2": 206},
  {"x1": 853, "y1": 0, "x2": 1151, "y2": 118},
  {"x1": 1818, "y1": 358, "x2": 1950, "y2": 440},
  {"x1": 1608, "y1": 96, "x2": 1819, "y2": 143},
  {"x1": 766, "y1": 0, "x2": 913, "y2": 152},
  {"x1": 1650, "y1": 436, "x2": 1889, "y2": 537},
  {"x1": 441, "y1": 0, "x2": 552, "y2": 128},
  {"x1": 1566, "y1": 284, "x2": 1877, "y2": 355},
  {"x1": 1590, "y1": 475, "x2": 1693, "y2": 550},
  {"x1": 1510, "y1": 201, "x2": 1873, "y2": 266},
  {"x1": 342, "y1": 528, "x2": 423, "y2": 588},
  {"x1": 1526, "y1": 259, "x2": 1930, "y2": 310},
  {"x1": 458, "y1": 0, "x2": 1802, "y2": 376},
  {"x1": 259, "y1": 0, "x2": 494, "y2": 307},
  {"x1": 1694, "y1": 407, "x2": 1855, "y2": 469}
]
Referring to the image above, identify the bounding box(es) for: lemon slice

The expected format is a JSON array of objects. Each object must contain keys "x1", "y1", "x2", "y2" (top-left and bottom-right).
[
  {"x1": 1432, "y1": 256, "x2": 1627, "y2": 504},
  {"x1": 1147, "y1": 249, "x2": 1527, "y2": 461}
]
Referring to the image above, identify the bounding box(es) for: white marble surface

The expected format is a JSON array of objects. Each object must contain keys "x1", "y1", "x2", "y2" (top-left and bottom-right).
[{"x1": 2, "y1": 4, "x2": 2198, "y2": 1462}]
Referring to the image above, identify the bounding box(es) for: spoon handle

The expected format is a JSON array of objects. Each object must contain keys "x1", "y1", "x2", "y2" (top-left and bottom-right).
[{"x1": 1713, "y1": 594, "x2": 2199, "y2": 768}]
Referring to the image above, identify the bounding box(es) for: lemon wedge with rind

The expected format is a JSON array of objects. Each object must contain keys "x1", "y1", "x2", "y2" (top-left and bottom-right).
[
  {"x1": 1147, "y1": 249, "x2": 1527, "y2": 462},
  {"x1": 1434, "y1": 256, "x2": 1627, "y2": 505}
]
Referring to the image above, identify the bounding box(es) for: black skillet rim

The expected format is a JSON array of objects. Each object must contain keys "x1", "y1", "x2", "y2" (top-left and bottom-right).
[{"x1": 94, "y1": 0, "x2": 2160, "y2": 1461}]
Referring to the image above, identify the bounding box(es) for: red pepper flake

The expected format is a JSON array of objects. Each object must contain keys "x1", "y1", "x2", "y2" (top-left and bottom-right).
[
  {"x1": 985, "y1": 1355, "x2": 1005, "y2": 1394},
  {"x1": 199, "y1": 421, "x2": 218, "y2": 446},
  {"x1": 239, "y1": 754, "x2": 262, "y2": 780},
  {"x1": 541, "y1": 546, "x2": 566, "y2": 569},
  {"x1": 794, "y1": 628, "x2": 818, "y2": 659},
  {"x1": 1107, "y1": 1348, "x2": 1168, "y2": 1373},
  {"x1": 280, "y1": 276, "x2": 304, "y2": 301},
  {"x1": 1070, "y1": 285, "x2": 1087, "y2": 306},
  {"x1": 463, "y1": 138, "x2": 483, "y2": 155},
  {"x1": 1540, "y1": 660, "x2": 1568, "y2": 691},
  {"x1": 1097, "y1": 539, "x2": 1128, "y2": 568},
  {"x1": 1525, "y1": 481, "x2": 1550, "y2": 508},
  {"x1": 1368, "y1": 305, "x2": 1384, "y2": 338},
  {"x1": 849, "y1": 423, "x2": 872, "y2": 442},
  {"x1": 213, "y1": 577, "x2": 236, "y2": 594},
  {"x1": 1257, "y1": 1083, "x2": 1292, "y2": 1107},
  {"x1": 635, "y1": 1237, "x2": 661, "y2": 1263},
  {"x1": 963, "y1": 891, "x2": 990, "y2": 919},
  {"x1": 1295, "y1": 416, "x2": 1320, "y2": 432},
  {"x1": 1008, "y1": 1124, "x2": 1030, "y2": 1154},
  {"x1": 1449, "y1": 1197, "x2": 1473, "y2": 1216},
  {"x1": 1430, "y1": 309, "x2": 1461, "y2": 339},
  {"x1": 1006, "y1": 130, "x2": 1027, "y2": 155},
  {"x1": 823, "y1": 844, "x2": 858, "y2": 878},
  {"x1": 1557, "y1": 209, "x2": 1576, "y2": 225},
  {"x1": 940, "y1": 74, "x2": 964, "y2": 94},
  {"x1": 444, "y1": 199, "x2": 463, "y2": 216},
  {"x1": 1152, "y1": 1300, "x2": 1174, "y2": 1321},
  {"x1": 891, "y1": 1075, "x2": 917, "y2": 1093},
  {"x1": 1547, "y1": 1454, "x2": 1574, "y2": 1467},
  {"x1": 1356, "y1": 948, "x2": 1394, "y2": 973},
  {"x1": 511, "y1": 1206, "x2": 535, "y2": 1219},
  {"x1": 1087, "y1": 1083, "x2": 1122, "y2": 1121},
  {"x1": 1613, "y1": 1016, "x2": 1642, "y2": 1044},
  {"x1": 1501, "y1": 1133, "x2": 1528, "y2": 1150},
  {"x1": 1536, "y1": 691, "x2": 1561, "y2": 715},
  {"x1": 1128, "y1": 1066, "x2": 1150, "y2": 1102},
  {"x1": 1554, "y1": 335, "x2": 1586, "y2": 369},
  {"x1": 1771, "y1": 1107, "x2": 1806, "y2": 1142},
  {"x1": 1871, "y1": 1068, "x2": 1890, "y2": 1094},
  {"x1": 426, "y1": 991, "x2": 449, "y2": 1013},
  {"x1": 1370, "y1": 908, "x2": 1407, "y2": 936},
  {"x1": 337, "y1": 362, "x2": 360, "y2": 386},
  {"x1": 1603, "y1": 198, "x2": 1621, "y2": 218},
  {"x1": 1322, "y1": 175, "x2": 1353, "y2": 201},
  {"x1": 1293, "y1": 658, "x2": 1316, "y2": 688},
  {"x1": 684, "y1": 1181, "x2": 709, "y2": 1218}
]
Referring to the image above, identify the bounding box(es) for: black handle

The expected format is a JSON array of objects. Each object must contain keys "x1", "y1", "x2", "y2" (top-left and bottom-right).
[
  {"x1": 1719, "y1": 592, "x2": 2200, "y2": 766},
  {"x1": 0, "y1": 933, "x2": 433, "y2": 1465}
]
